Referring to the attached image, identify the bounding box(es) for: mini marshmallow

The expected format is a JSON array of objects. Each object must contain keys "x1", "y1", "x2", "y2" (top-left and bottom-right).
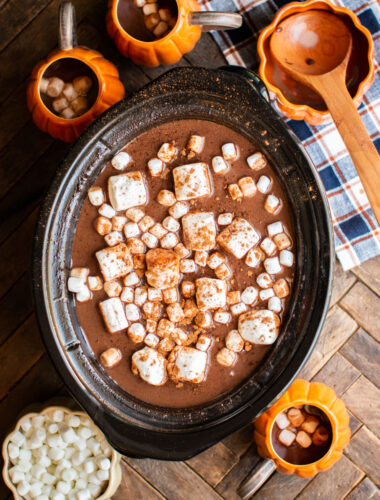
[
  {"x1": 17, "y1": 481, "x2": 30, "y2": 496},
  {"x1": 194, "y1": 250, "x2": 208, "y2": 267},
  {"x1": 280, "y1": 250, "x2": 294, "y2": 267},
  {"x1": 100, "y1": 347, "x2": 122, "y2": 368},
  {"x1": 196, "y1": 334, "x2": 212, "y2": 351},
  {"x1": 163, "y1": 287, "x2": 178, "y2": 303},
  {"x1": 169, "y1": 201, "x2": 189, "y2": 219},
  {"x1": 39, "y1": 78, "x2": 49, "y2": 94},
  {"x1": 77, "y1": 427, "x2": 92, "y2": 439},
  {"x1": 228, "y1": 183, "x2": 243, "y2": 201},
  {"x1": 157, "y1": 143, "x2": 177, "y2": 162},
  {"x1": 88, "y1": 187, "x2": 104, "y2": 206},
  {"x1": 166, "y1": 303, "x2": 185, "y2": 323},
  {"x1": 268, "y1": 296, "x2": 282, "y2": 313},
  {"x1": 146, "y1": 319, "x2": 157, "y2": 332},
  {"x1": 171, "y1": 328, "x2": 188, "y2": 346},
  {"x1": 296, "y1": 430, "x2": 312, "y2": 448},
  {"x1": 97, "y1": 469, "x2": 110, "y2": 481},
  {"x1": 97, "y1": 456, "x2": 111, "y2": 470},
  {"x1": 195, "y1": 310, "x2": 212, "y2": 329},
  {"x1": 8, "y1": 443, "x2": 19, "y2": 460},
  {"x1": 88, "y1": 276, "x2": 103, "y2": 292},
  {"x1": 108, "y1": 171, "x2": 147, "y2": 211},
  {"x1": 158, "y1": 339, "x2": 175, "y2": 355},
  {"x1": 120, "y1": 286, "x2": 134, "y2": 303},
  {"x1": 212, "y1": 156, "x2": 229, "y2": 175},
  {"x1": 9, "y1": 467, "x2": 24, "y2": 484},
  {"x1": 264, "y1": 256, "x2": 282, "y2": 275},
  {"x1": 187, "y1": 135, "x2": 205, "y2": 153},
  {"x1": 147, "y1": 157, "x2": 164, "y2": 177},
  {"x1": 168, "y1": 346, "x2": 207, "y2": 383},
  {"x1": 128, "y1": 322, "x2": 146, "y2": 343},
  {"x1": 174, "y1": 243, "x2": 191, "y2": 259},
  {"x1": 148, "y1": 288, "x2": 163, "y2": 302},
  {"x1": 61, "y1": 107, "x2": 76, "y2": 119},
  {"x1": 53, "y1": 410, "x2": 65, "y2": 423},
  {"x1": 245, "y1": 248, "x2": 265, "y2": 268},
  {"x1": 163, "y1": 216, "x2": 180, "y2": 232},
  {"x1": 134, "y1": 286, "x2": 148, "y2": 306},
  {"x1": 96, "y1": 243, "x2": 133, "y2": 281},
  {"x1": 128, "y1": 239, "x2": 145, "y2": 256},
  {"x1": 257, "y1": 175, "x2": 271, "y2": 193},
  {"x1": 230, "y1": 302, "x2": 248, "y2": 316},
  {"x1": 53, "y1": 96, "x2": 69, "y2": 113},
  {"x1": 56, "y1": 481, "x2": 71, "y2": 495},
  {"x1": 157, "y1": 189, "x2": 176, "y2": 207},
  {"x1": 68, "y1": 276, "x2": 86, "y2": 294},
  {"x1": 139, "y1": 215, "x2": 155, "y2": 232},
  {"x1": 99, "y1": 297, "x2": 128, "y2": 333},
  {"x1": 99, "y1": 203, "x2": 116, "y2": 219},
  {"x1": 123, "y1": 271, "x2": 140, "y2": 287},
  {"x1": 20, "y1": 418, "x2": 32, "y2": 433},
  {"x1": 225, "y1": 330, "x2": 244, "y2": 352},
  {"x1": 241, "y1": 286, "x2": 258, "y2": 305},
  {"x1": 133, "y1": 254, "x2": 146, "y2": 269},
  {"x1": 150, "y1": 223, "x2": 168, "y2": 239},
  {"x1": 216, "y1": 348, "x2": 236, "y2": 367},
  {"x1": 257, "y1": 272, "x2": 273, "y2": 289},
  {"x1": 104, "y1": 280, "x2": 122, "y2": 298},
  {"x1": 71, "y1": 96, "x2": 89, "y2": 115},
  {"x1": 104, "y1": 231, "x2": 123, "y2": 247},
  {"x1": 183, "y1": 300, "x2": 198, "y2": 322},
  {"x1": 287, "y1": 408, "x2": 305, "y2": 427},
  {"x1": 144, "y1": 333, "x2": 160, "y2": 348},
  {"x1": 62, "y1": 82, "x2": 78, "y2": 102},
  {"x1": 246, "y1": 152, "x2": 267, "y2": 170},
  {"x1": 278, "y1": 429, "x2": 296, "y2": 447},
  {"x1": 72, "y1": 75, "x2": 92, "y2": 95},
  {"x1": 276, "y1": 412, "x2": 290, "y2": 429},
  {"x1": 221, "y1": 143, "x2": 239, "y2": 161},
  {"x1": 125, "y1": 303, "x2": 140, "y2": 322},
  {"x1": 76, "y1": 285, "x2": 92, "y2": 303},
  {"x1": 227, "y1": 291, "x2": 241, "y2": 306},
  {"x1": 273, "y1": 232, "x2": 291, "y2": 250},
  {"x1": 173, "y1": 163, "x2": 211, "y2": 201},
  {"x1": 301, "y1": 416, "x2": 320, "y2": 434},
  {"x1": 218, "y1": 213, "x2": 233, "y2": 225},
  {"x1": 124, "y1": 222, "x2": 140, "y2": 238},
  {"x1": 180, "y1": 259, "x2": 196, "y2": 273},
  {"x1": 265, "y1": 194, "x2": 281, "y2": 214},
  {"x1": 238, "y1": 177, "x2": 257, "y2": 197},
  {"x1": 161, "y1": 232, "x2": 178, "y2": 249},
  {"x1": 273, "y1": 278, "x2": 290, "y2": 298},
  {"x1": 157, "y1": 318, "x2": 176, "y2": 338},
  {"x1": 313, "y1": 426, "x2": 330, "y2": 446},
  {"x1": 158, "y1": 7, "x2": 171, "y2": 20},
  {"x1": 214, "y1": 309, "x2": 231, "y2": 324},
  {"x1": 196, "y1": 278, "x2": 227, "y2": 310},
  {"x1": 215, "y1": 263, "x2": 231, "y2": 280},
  {"x1": 153, "y1": 21, "x2": 169, "y2": 37},
  {"x1": 42, "y1": 472, "x2": 56, "y2": 484},
  {"x1": 141, "y1": 232, "x2": 159, "y2": 248},
  {"x1": 261, "y1": 237, "x2": 277, "y2": 256},
  {"x1": 111, "y1": 151, "x2": 132, "y2": 171},
  {"x1": 182, "y1": 211, "x2": 216, "y2": 251},
  {"x1": 126, "y1": 207, "x2": 145, "y2": 222},
  {"x1": 132, "y1": 347, "x2": 167, "y2": 385},
  {"x1": 46, "y1": 77, "x2": 64, "y2": 97},
  {"x1": 238, "y1": 309, "x2": 280, "y2": 345},
  {"x1": 259, "y1": 288, "x2": 274, "y2": 301},
  {"x1": 94, "y1": 216, "x2": 112, "y2": 236},
  {"x1": 10, "y1": 431, "x2": 26, "y2": 447},
  {"x1": 217, "y1": 217, "x2": 260, "y2": 259},
  {"x1": 267, "y1": 221, "x2": 283, "y2": 237}
]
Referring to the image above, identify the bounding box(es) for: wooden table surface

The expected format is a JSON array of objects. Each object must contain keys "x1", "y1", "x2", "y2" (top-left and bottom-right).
[{"x1": 1, "y1": 1, "x2": 380, "y2": 498}]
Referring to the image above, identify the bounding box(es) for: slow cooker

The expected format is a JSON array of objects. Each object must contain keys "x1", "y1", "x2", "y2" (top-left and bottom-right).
[{"x1": 32, "y1": 66, "x2": 333, "y2": 460}]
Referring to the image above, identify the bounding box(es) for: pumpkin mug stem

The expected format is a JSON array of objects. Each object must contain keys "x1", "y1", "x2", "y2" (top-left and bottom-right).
[
  {"x1": 59, "y1": 1, "x2": 77, "y2": 50},
  {"x1": 189, "y1": 11, "x2": 243, "y2": 31},
  {"x1": 237, "y1": 458, "x2": 276, "y2": 499}
]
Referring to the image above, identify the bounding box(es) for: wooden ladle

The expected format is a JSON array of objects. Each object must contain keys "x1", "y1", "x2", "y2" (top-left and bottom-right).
[{"x1": 270, "y1": 10, "x2": 380, "y2": 223}]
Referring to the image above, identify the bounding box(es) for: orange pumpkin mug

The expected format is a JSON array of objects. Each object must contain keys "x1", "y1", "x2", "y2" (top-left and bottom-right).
[
  {"x1": 238, "y1": 380, "x2": 351, "y2": 498},
  {"x1": 27, "y1": 2, "x2": 125, "y2": 142},
  {"x1": 106, "y1": 0, "x2": 242, "y2": 67}
]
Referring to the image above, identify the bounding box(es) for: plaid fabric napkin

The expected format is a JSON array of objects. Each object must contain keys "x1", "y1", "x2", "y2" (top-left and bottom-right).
[{"x1": 200, "y1": 0, "x2": 380, "y2": 270}]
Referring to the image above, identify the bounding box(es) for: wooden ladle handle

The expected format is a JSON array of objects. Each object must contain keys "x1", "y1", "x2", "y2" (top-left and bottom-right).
[{"x1": 309, "y1": 71, "x2": 380, "y2": 224}]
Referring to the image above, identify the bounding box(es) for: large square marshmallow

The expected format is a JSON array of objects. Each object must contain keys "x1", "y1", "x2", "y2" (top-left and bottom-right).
[
  {"x1": 195, "y1": 278, "x2": 227, "y2": 310},
  {"x1": 182, "y1": 211, "x2": 216, "y2": 251},
  {"x1": 131, "y1": 347, "x2": 167, "y2": 386},
  {"x1": 238, "y1": 309, "x2": 280, "y2": 345},
  {"x1": 108, "y1": 171, "x2": 147, "y2": 211},
  {"x1": 167, "y1": 346, "x2": 207, "y2": 383},
  {"x1": 217, "y1": 217, "x2": 260, "y2": 259},
  {"x1": 96, "y1": 243, "x2": 133, "y2": 281},
  {"x1": 99, "y1": 298, "x2": 128, "y2": 333},
  {"x1": 173, "y1": 163, "x2": 211, "y2": 201}
]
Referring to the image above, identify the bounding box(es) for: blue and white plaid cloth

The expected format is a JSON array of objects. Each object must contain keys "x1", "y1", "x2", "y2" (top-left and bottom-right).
[{"x1": 201, "y1": 0, "x2": 380, "y2": 270}]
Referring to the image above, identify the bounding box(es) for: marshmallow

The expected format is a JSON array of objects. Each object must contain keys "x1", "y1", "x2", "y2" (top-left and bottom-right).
[
  {"x1": 148, "y1": 288, "x2": 163, "y2": 302},
  {"x1": 143, "y1": 2, "x2": 158, "y2": 14},
  {"x1": 267, "y1": 221, "x2": 283, "y2": 237},
  {"x1": 96, "y1": 243, "x2": 133, "y2": 281},
  {"x1": 132, "y1": 347, "x2": 167, "y2": 385},
  {"x1": 217, "y1": 217, "x2": 260, "y2": 259},
  {"x1": 247, "y1": 152, "x2": 267, "y2": 170},
  {"x1": 46, "y1": 77, "x2": 64, "y2": 97},
  {"x1": 127, "y1": 238, "x2": 146, "y2": 254},
  {"x1": 174, "y1": 243, "x2": 191, "y2": 259},
  {"x1": 128, "y1": 322, "x2": 146, "y2": 343},
  {"x1": 157, "y1": 318, "x2": 176, "y2": 338},
  {"x1": 39, "y1": 78, "x2": 49, "y2": 94},
  {"x1": 301, "y1": 416, "x2": 320, "y2": 434},
  {"x1": 265, "y1": 194, "x2": 281, "y2": 214},
  {"x1": 104, "y1": 230, "x2": 123, "y2": 247},
  {"x1": 157, "y1": 143, "x2": 177, "y2": 162},
  {"x1": 146, "y1": 319, "x2": 157, "y2": 333},
  {"x1": 142, "y1": 301, "x2": 163, "y2": 320},
  {"x1": 218, "y1": 212, "x2": 233, "y2": 225},
  {"x1": 227, "y1": 291, "x2": 240, "y2": 305},
  {"x1": 256, "y1": 272, "x2": 273, "y2": 289},
  {"x1": 180, "y1": 259, "x2": 196, "y2": 273},
  {"x1": 162, "y1": 216, "x2": 180, "y2": 232},
  {"x1": 166, "y1": 303, "x2": 185, "y2": 323},
  {"x1": 276, "y1": 412, "x2": 291, "y2": 429},
  {"x1": 126, "y1": 207, "x2": 145, "y2": 222},
  {"x1": 182, "y1": 211, "x2": 216, "y2": 251},
  {"x1": 139, "y1": 216, "x2": 155, "y2": 233},
  {"x1": 287, "y1": 408, "x2": 305, "y2": 427},
  {"x1": 158, "y1": 7, "x2": 171, "y2": 21},
  {"x1": 94, "y1": 216, "x2": 112, "y2": 236},
  {"x1": 230, "y1": 302, "x2": 248, "y2": 315},
  {"x1": 150, "y1": 223, "x2": 168, "y2": 239},
  {"x1": 158, "y1": 337, "x2": 175, "y2": 353},
  {"x1": 123, "y1": 271, "x2": 141, "y2": 287},
  {"x1": 120, "y1": 286, "x2": 134, "y2": 303},
  {"x1": 52, "y1": 410, "x2": 64, "y2": 423},
  {"x1": 157, "y1": 189, "x2": 176, "y2": 207},
  {"x1": 241, "y1": 286, "x2": 258, "y2": 305},
  {"x1": 133, "y1": 254, "x2": 146, "y2": 269},
  {"x1": 62, "y1": 82, "x2": 78, "y2": 102},
  {"x1": 214, "y1": 309, "x2": 231, "y2": 324},
  {"x1": 68, "y1": 276, "x2": 86, "y2": 294},
  {"x1": 111, "y1": 151, "x2": 132, "y2": 171},
  {"x1": 278, "y1": 429, "x2": 296, "y2": 447},
  {"x1": 108, "y1": 171, "x2": 147, "y2": 211},
  {"x1": 61, "y1": 106, "x2": 76, "y2": 119},
  {"x1": 8, "y1": 443, "x2": 19, "y2": 460},
  {"x1": 194, "y1": 250, "x2": 208, "y2": 267},
  {"x1": 313, "y1": 426, "x2": 330, "y2": 446},
  {"x1": 88, "y1": 187, "x2": 104, "y2": 206},
  {"x1": 134, "y1": 286, "x2": 148, "y2": 306},
  {"x1": 268, "y1": 296, "x2": 282, "y2": 313},
  {"x1": 296, "y1": 430, "x2": 312, "y2": 448},
  {"x1": 124, "y1": 222, "x2": 140, "y2": 238},
  {"x1": 215, "y1": 263, "x2": 231, "y2": 280},
  {"x1": 211, "y1": 156, "x2": 229, "y2": 175},
  {"x1": 195, "y1": 311, "x2": 212, "y2": 329},
  {"x1": 103, "y1": 280, "x2": 122, "y2": 297},
  {"x1": 76, "y1": 285, "x2": 92, "y2": 303},
  {"x1": 228, "y1": 183, "x2": 243, "y2": 201},
  {"x1": 171, "y1": 328, "x2": 188, "y2": 346},
  {"x1": 238, "y1": 177, "x2": 257, "y2": 197},
  {"x1": 125, "y1": 303, "x2": 140, "y2": 322},
  {"x1": 71, "y1": 96, "x2": 89, "y2": 115},
  {"x1": 167, "y1": 346, "x2": 207, "y2": 383},
  {"x1": 238, "y1": 309, "x2": 280, "y2": 345},
  {"x1": 99, "y1": 297, "x2": 128, "y2": 333},
  {"x1": 187, "y1": 135, "x2": 205, "y2": 153},
  {"x1": 225, "y1": 330, "x2": 244, "y2": 352},
  {"x1": 161, "y1": 232, "x2": 178, "y2": 249},
  {"x1": 147, "y1": 158, "x2": 165, "y2": 177},
  {"x1": 259, "y1": 288, "x2": 274, "y2": 301},
  {"x1": 273, "y1": 232, "x2": 292, "y2": 250},
  {"x1": 183, "y1": 300, "x2": 198, "y2": 319},
  {"x1": 10, "y1": 431, "x2": 26, "y2": 447},
  {"x1": 216, "y1": 348, "x2": 236, "y2": 367},
  {"x1": 264, "y1": 257, "x2": 282, "y2": 275},
  {"x1": 163, "y1": 287, "x2": 178, "y2": 303},
  {"x1": 53, "y1": 96, "x2": 69, "y2": 113},
  {"x1": 257, "y1": 175, "x2": 272, "y2": 193},
  {"x1": 261, "y1": 237, "x2": 277, "y2": 256},
  {"x1": 100, "y1": 347, "x2": 122, "y2": 368},
  {"x1": 196, "y1": 334, "x2": 212, "y2": 351},
  {"x1": 245, "y1": 248, "x2": 265, "y2": 268},
  {"x1": 221, "y1": 143, "x2": 239, "y2": 161},
  {"x1": 145, "y1": 248, "x2": 180, "y2": 289},
  {"x1": 17, "y1": 480, "x2": 30, "y2": 496},
  {"x1": 144, "y1": 333, "x2": 160, "y2": 348},
  {"x1": 280, "y1": 250, "x2": 294, "y2": 267},
  {"x1": 173, "y1": 163, "x2": 211, "y2": 201},
  {"x1": 72, "y1": 75, "x2": 92, "y2": 95},
  {"x1": 141, "y1": 232, "x2": 159, "y2": 249},
  {"x1": 195, "y1": 278, "x2": 227, "y2": 310},
  {"x1": 169, "y1": 201, "x2": 189, "y2": 219}
]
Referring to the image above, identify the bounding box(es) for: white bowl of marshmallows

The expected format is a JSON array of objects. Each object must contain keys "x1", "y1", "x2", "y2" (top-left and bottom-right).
[{"x1": 2, "y1": 406, "x2": 121, "y2": 500}]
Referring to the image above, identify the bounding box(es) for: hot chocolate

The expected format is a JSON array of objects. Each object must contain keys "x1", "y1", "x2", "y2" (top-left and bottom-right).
[{"x1": 69, "y1": 119, "x2": 296, "y2": 407}]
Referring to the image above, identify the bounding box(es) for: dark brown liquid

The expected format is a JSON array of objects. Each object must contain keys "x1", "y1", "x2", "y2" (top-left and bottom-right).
[
  {"x1": 41, "y1": 58, "x2": 99, "y2": 116},
  {"x1": 117, "y1": 0, "x2": 177, "y2": 41},
  {"x1": 72, "y1": 119, "x2": 295, "y2": 408},
  {"x1": 272, "y1": 406, "x2": 332, "y2": 465}
]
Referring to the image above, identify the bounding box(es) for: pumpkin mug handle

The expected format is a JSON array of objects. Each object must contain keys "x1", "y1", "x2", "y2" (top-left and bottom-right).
[
  {"x1": 59, "y1": 1, "x2": 77, "y2": 50},
  {"x1": 189, "y1": 11, "x2": 243, "y2": 31},
  {"x1": 238, "y1": 458, "x2": 276, "y2": 499}
]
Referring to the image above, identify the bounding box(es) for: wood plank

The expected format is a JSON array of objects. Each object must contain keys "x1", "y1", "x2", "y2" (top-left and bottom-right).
[
  {"x1": 125, "y1": 457, "x2": 222, "y2": 500},
  {"x1": 330, "y1": 261, "x2": 356, "y2": 306},
  {"x1": 0, "y1": 315, "x2": 45, "y2": 400},
  {"x1": 340, "y1": 282, "x2": 380, "y2": 342},
  {"x1": 298, "y1": 305, "x2": 358, "y2": 380},
  {"x1": 312, "y1": 352, "x2": 360, "y2": 397},
  {"x1": 221, "y1": 423, "x2": 254, "y2": 458},
  {"x1": 348, "y1": 410, "x2": 363, "y2": 436},
  {"x1": 0, "y1": 273, "x2": 33, "y2": 346},
  {"x1": 346, "y1": 477, "x2": 380, "y2": 500},
  {"x1": 345, "y1": 426, "x2": 380, "y2": 486},
  {"x1": 296, "y1": 455, "x2": 364, "y2": 500},
  {"x1": 186, "y1": 441, "x2": 239, "y2": 487},
  {"x1": 253, "y1": 469, "x2": 310, "y2": 500},
  {"x1": 340, "y1": 328, "x2": 380, "y2": 388},
  {"x1": 351, "y1": 255, "x2": 380, "y2": 297},
  {"x1": 184, "y1": 33, "x2": 226, "y2": 68},
  {"x1": 215, "y1": 445, "x2": 261, "y2": 500},
  {"x1": 343, "y1": 376, "x2": 380, "y2": 437},
  {"x1": 116, "y1": 460, "x2": 165, "y2": 500}
]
